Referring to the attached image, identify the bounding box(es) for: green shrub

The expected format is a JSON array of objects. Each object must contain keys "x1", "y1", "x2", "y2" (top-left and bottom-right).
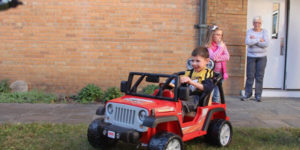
[
  {"x1": 142, "y1": 84, "x2": 159, "y2": 95},
  {"x1": 103, "y1": 87, "x2": 123, "y2": 102},
  {"x1": 78, "y1": 84, "x2": 103, "y2": 103},
  {"x1": 0, "y1": 90, "x2": 57, "y2": 103},
  {"x1": 0, "y1": 79, "x2": 10, "y2": 93}
]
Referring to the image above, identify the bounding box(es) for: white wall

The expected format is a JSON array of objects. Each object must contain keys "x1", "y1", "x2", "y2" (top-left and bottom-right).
[{"x1": 286, "y1": 0, "x2": 300, "y2": 89}]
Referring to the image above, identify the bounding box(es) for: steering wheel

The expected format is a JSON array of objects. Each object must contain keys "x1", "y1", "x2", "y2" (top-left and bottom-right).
[{"x1": 156, "y1": 77, "x2": 174, "y2": 96}]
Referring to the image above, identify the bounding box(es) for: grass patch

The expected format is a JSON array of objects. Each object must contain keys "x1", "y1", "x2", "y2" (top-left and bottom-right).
[
  {"x1": 0, "y1": 123, "x2": 94, "y2": 150},
  {"x1": 0, "y1": 124, "x2": 299, "y2": 150},
  {"x1": 0, "y1": 90, "x2": 57, "y2": 103},
  {"x1": 186, "y1": 128, "x2": 300, "y2": 150},
  {"x1": 0, "y1": 86, "x2": 123, "y2": 104}
]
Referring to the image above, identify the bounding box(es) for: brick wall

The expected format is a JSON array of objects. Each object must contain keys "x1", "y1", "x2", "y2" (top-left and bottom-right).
[
  {"x1": 0, "y1": 0, "x2": 200, "y2": 94},
  {"x1": 0, "y1": 0, "x2": 247, "y2": 95},
  {"x1": 207, "y1": 0, "x2": 247, "y2": 95}
]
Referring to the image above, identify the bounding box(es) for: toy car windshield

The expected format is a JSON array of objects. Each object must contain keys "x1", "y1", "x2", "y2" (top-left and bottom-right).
[{"x1": 121, "y1": 72, "x2": 180, "y2": 101}]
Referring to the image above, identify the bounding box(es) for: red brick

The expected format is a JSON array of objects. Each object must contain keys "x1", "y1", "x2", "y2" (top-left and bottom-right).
[{"x1": 0, "y1": 0, "x2": 246, "y2": 95}]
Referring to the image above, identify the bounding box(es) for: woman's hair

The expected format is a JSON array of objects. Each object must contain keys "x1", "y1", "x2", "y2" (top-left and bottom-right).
[
  {"x1": 253, "y1": 16, "x2": 262, "y2": 23},
  {"x1": 205, "y1": 28, "x2": 223, "y2": 48},
  {"x1": 192, "y1": 46, "x2": 209, "y2": 58}
]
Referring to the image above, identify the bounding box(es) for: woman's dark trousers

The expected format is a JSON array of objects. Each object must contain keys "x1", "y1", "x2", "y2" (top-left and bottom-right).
[{"x1": 245, "y1": 56, "x2": 267, "y2": 98}]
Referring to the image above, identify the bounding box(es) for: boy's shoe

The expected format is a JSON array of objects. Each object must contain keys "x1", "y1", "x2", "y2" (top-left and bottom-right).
[{"x1": 240, "y1": 94, "x2": 252, "y2": 101}]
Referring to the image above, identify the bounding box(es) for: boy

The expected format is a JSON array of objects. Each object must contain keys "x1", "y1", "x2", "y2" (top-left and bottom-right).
[{"x1": 181, "y1": 47, "x2": 214, "y2": 110}]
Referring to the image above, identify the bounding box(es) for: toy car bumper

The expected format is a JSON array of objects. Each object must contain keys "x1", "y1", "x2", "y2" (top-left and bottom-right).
[{"x1": 96, "y1": 118, "x2": 141, "y2": 143}]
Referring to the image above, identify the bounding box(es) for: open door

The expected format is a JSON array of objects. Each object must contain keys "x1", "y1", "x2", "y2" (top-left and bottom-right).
[{"x1": 247, "y1": 0, "x2": 287, "y2": 89}]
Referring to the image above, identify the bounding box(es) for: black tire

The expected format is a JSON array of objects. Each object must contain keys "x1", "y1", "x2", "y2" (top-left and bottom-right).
[
  {"x1": 206, "y1": 119, "x2": 232, "y2": 147},
  {"x1": 148, "y1": 132, "x2": 183, "y2": 150},
  {"x1": 87, "y1": 119, "x2": 117, "y2": 148}
]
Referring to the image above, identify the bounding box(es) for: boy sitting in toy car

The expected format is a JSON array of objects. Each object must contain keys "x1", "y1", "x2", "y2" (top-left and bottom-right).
[{"x1": 180, "y1": 46, "x2": 215, "y2": 112}]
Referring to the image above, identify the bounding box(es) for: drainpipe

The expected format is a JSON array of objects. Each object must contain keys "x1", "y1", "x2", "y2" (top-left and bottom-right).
[{"x1": 195, "y1": 0, "x2": 207, "y2": 46}]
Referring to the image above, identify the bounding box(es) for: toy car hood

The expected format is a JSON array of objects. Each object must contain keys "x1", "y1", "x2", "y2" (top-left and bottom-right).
[{"x1": 108, "y1": 95, "x2": 177, "y2": 111}]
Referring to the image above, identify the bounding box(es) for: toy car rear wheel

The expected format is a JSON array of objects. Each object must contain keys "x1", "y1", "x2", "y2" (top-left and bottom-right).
[
  {"x1": 206, "y1": 119, "x2": 232, "y2": 147},
  {"x1": 87, "y1": 119, "x2": 118, "y2": 148},
  {"x1": 148, "y1": 132, "x2": 183, "y2": 150}
]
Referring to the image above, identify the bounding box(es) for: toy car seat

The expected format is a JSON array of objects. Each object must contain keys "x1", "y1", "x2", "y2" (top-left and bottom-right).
[
  {"x1": 153, "y1": 89, "x2": 174, "y2": 98},
  {"x1": 198, "y1": 73, "x2": 223, "y2": 106},
  {"x1": 181, "y1": 73, "x2": 223, "y2": 113}
]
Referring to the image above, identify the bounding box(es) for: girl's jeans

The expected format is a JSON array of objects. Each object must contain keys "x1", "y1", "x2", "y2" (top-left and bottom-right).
[{"x1": 212, "y1": 80, "x2": 223, "y2": 103}]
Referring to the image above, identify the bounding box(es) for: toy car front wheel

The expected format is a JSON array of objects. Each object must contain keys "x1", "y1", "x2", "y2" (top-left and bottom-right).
[
  {"x1": 206, "y1": 119, "x2": 232, "y2": 147},
  {"x1": 87, "y1": 119, "x2": 118, "y2": 148},
  {"x1": 148, "y1": 132, "x2": 183, "y2": 150}
]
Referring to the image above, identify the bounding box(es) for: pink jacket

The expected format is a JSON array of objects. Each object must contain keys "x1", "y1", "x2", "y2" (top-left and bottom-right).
[{"x1": 208, "y1": 42, "x2": 230, "y2": 80}]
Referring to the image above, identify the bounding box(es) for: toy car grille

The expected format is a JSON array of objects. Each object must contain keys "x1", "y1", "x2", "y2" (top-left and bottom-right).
[
  {"x1": 105, "y1": 102, "x2": 149, "y2": 132},
  {"x1": 114, "y1": 107, "x2": 136, "y2": 125}
]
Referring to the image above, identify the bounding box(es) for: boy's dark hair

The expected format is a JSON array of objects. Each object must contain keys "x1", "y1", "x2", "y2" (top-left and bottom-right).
[{"x1": 191, "y1": 46, "x2": 209, "y2": 58}]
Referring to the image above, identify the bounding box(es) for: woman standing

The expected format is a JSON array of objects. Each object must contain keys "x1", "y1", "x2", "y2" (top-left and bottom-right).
[
  {"x1": 207, "y1": 27, "x2": 230, "y2": 103},
  {"x1": 242, "y1": 16, "x2": 269, "y2": 102}
]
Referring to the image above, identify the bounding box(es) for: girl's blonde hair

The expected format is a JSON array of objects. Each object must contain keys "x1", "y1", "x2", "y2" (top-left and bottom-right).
[{"x1": 205, "y1": 28, "x2": 223, "y2": 48}]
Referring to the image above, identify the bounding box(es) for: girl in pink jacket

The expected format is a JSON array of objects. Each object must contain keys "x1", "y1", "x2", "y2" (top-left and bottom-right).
[{"x1": 207, "y1": 28, "x2": 230, "y2": 103}]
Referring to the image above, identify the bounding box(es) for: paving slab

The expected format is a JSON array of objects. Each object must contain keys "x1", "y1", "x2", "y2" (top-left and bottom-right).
[
  {"x1": 0, "y1": 103, "x2": 101, "y2": 124},
  {"x1": 0, "y1": 96, "x2": 300, "y2": 128},
  {"x1": 226, "y1": 96, "x2": 300, "y2": 128}
]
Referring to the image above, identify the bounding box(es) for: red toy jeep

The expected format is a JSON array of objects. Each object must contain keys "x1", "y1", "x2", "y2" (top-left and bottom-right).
[{"x1": 87, "y1": 72, "x2": 232, "y2": 150}]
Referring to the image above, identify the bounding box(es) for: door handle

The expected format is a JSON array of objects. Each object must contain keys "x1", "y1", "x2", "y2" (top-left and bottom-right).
[{"x1": 280, "y1": 37, "x2": 284, "y2": 55}]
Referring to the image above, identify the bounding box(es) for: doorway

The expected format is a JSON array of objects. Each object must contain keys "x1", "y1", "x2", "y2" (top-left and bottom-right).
[{"x1": 247, "y1": 0, "x2": 287, "y2": 89}]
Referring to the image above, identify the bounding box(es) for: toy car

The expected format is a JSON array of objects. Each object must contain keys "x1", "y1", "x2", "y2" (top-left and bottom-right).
[{"x1": 87, "y1": 71, "x2": 232, "y2": 150}]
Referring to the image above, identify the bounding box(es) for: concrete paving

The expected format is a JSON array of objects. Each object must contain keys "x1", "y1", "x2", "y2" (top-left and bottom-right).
[
  {"x1": 226, "y1": 96, "x2": 300, "y2": 128},
  {"x1": 0, "y1": 96, "x2": 300, "y2": 128}
]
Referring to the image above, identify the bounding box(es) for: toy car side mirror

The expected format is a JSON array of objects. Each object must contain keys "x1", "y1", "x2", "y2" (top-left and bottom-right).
[
  {"x1": 120, "y1": 81, "x2": 128, "y2": 93},
  {"x1": 178, "y1": 86, "x2": 189, "y2": 101}
]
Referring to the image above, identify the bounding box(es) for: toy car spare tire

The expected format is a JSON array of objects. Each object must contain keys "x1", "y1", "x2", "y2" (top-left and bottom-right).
[
  {"x1": 87, "y1": 119, "x2": 117, "y2": 148},
  {"x1": 206, "y1": 119, "x2": 232, "y2": 147},
  {"x1": 148, "y1": 132, "x2": 183, "y2": 150}
]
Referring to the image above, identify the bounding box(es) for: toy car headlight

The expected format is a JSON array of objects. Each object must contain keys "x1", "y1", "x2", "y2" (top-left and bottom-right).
[
  {"x1": 138, "y1": 110, "x2": 147, "y2": 121},
  {"x1": 107, "y1": 104, "x2": 113, "y2": 114}
]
